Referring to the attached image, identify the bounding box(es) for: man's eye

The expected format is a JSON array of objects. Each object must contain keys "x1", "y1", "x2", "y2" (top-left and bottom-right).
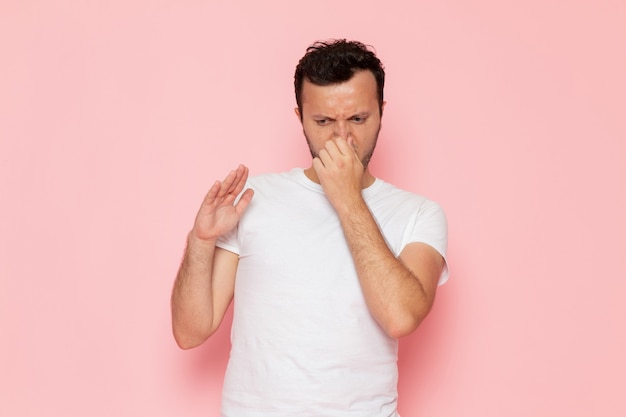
[
  {"x1": 352, "y1": 117, "x2": 366, "y2": 124},
  {"x1": 316, "y1": 119, "x2": 330, "y2": 126}
]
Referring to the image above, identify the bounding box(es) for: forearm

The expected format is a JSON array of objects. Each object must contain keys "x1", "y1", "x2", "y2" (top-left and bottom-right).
[
  {"x1": 336, "y1": 199, "x2": 433, "y2": 338},
  {"x1": 171, "y1": 233, "x2": 218, "y2": 349}
]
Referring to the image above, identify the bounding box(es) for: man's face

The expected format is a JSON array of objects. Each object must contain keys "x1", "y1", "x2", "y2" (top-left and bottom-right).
[{"x1": 295, "y1": 70, "x2": 385, "y2": 169}]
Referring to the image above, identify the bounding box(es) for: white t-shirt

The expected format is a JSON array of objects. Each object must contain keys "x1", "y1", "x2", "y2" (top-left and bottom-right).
[{"x1": 217, "y1": 168, "x2": 448, "y2": 417}]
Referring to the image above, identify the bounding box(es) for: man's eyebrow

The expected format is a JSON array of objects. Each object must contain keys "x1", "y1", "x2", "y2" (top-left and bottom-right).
[
  {"x1": 311, "y1": 112, "x2": 370, "y2": 119},
  {"x1": 351, "y1": 112, "x2": 370, "y2": 118}
]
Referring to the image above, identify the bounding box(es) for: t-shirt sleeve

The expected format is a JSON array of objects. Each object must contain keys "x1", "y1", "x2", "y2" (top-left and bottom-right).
[
  {"x1": 403, "y1": 199, "x2": 449, "y2": 285},
  {"x1": 215, "y1": 225, "x2": 240, "y2": 255}
]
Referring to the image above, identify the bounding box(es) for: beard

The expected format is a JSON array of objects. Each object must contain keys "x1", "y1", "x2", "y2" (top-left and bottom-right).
[{"x1": 303, "y1": 123, "x2": 381, "y2": 170}]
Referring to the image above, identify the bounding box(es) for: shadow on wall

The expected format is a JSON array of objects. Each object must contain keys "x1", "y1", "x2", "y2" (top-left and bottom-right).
[
  {"x1": 184, "y1": 306, "x2": 234, "y2": 384},
  {"x1": 397, "y1": 250, "x2": 463, "y2": 410}
]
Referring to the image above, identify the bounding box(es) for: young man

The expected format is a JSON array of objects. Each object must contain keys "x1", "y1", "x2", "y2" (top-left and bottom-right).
[{"x1": 171, "y1": 39, "x2": 448, "y2": 417}]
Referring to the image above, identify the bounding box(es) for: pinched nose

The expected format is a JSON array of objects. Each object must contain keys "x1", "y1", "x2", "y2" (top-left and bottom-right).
[
  {"x1": 330, "y1": 135, "x2": 357, "y2": 152},
  {"x1": 332, "y1": 120, "x2": 353, "y2": 140}
]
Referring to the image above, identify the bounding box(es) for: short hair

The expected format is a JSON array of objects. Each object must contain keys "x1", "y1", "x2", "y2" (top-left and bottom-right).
[{"x1": 294, "y1": 39, "x2": 385, "y2": 117}]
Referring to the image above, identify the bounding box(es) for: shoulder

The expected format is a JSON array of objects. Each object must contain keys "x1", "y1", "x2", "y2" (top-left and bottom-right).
[
  {"x1": 367, "y1": 179, "x2": 445, "y2": 217},
  {"x1": 245, "y1": 170, "x2": 294, "y2": 196},
  {"x1": 246, "y1": 168, "x2": 322, "y2": 197},
  {"x1": 247, "y1": 169, "x2": 300, "y2": 187}
]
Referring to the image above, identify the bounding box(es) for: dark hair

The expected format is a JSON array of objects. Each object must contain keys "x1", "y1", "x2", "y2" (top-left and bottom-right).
[{"x1": 294, "y1": 39, "x2": 385, "y2": 117}]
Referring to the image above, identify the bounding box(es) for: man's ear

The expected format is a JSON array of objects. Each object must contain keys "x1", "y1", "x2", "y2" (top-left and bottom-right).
[
  {"x1": 381, "y1": 101, "x2": 387, "y2": 116},
  {"x1": 294, "y1": 107, "x2": 302, "y2": 122}
]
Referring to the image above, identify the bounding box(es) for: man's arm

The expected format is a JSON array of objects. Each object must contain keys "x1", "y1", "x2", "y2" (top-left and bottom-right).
[
  {"x1": 171, "y1": 165, "x2": 253, "y2": 349},
  {"x1": 313, "y1": 138, "x2": 444, "y2": 338},
  {"x1": 333, "y1": 199, "x2": 444, "y2": 338}
]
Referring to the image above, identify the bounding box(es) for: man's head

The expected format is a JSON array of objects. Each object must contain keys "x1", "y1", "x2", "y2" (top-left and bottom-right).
[
  {"x1": 294, "y1": 40, "x2": 386, "y2": 173},
  {"x1": 294, "y1": 39, "x2": 385, "y2": 119}
]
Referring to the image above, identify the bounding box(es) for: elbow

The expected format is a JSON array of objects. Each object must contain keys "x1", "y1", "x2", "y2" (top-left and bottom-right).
[
  {"x1": 383, "y1": 307, "x2": 431, "y2": 339},
  {"x1": 173, "y1": 332, "x2": 202, "y2": 350},
  {"x1": 384, "y1": 317, "x2": 420, "y2": 339},
  {"x1": 172, "y1": 324, "x2": 212, "y2": 350},
  {"x1": 174, "y1": 335, "x2": 203, "y2": 350}
]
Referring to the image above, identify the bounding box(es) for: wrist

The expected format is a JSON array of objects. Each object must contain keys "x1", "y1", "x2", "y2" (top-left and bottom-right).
[{"x1": 187, "y1": 230, "x2": 219, "y2": 247}]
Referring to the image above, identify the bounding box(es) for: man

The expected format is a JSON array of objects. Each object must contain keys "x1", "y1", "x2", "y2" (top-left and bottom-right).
[{"x1": 171, "y1": 39, "x2": 448, "y2": 417}]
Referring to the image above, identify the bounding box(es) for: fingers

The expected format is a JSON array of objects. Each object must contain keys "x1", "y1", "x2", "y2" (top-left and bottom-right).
[
  {"x1": 201, "y1": 165, "x2": 249, "y2": 207},
  {"x1": 231, "y1": 165, "x2": 249, "y2": 196},
  {"x1": 317, "y1": 137, "x2": 358, "y2": 168},
  {"x1": 334, "y1": 136, "x2": 355, "y2": 155},
  {"x1": 315, "y1": 139, "x2": 338, "y2": 167},
  {"x1": 201, "y1": 180, "x2": 222, "y2": 206},
  {"x1": 235, "y1": 188, "x2": 254, "y2": 216},
  {"x1": 217, "y1": 165, "x2": 248, "y2": 197},
  {"x1": 216, "y1": 168, "x2": 237, "y2": 198}
]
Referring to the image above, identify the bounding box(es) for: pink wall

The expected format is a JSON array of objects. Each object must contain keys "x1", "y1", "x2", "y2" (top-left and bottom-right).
[{"x1": 1, "y1": 1, "x2": 624, "y2": 416}]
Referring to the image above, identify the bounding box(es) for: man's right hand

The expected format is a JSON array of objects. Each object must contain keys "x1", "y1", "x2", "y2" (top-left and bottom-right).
[{"x1": 191, "y1": 164, "x2": 254, "y2": 242}]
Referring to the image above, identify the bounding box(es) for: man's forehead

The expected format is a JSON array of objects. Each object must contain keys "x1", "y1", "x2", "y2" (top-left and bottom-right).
[{"x1": 301, "y1": 71, "x2": 378, "y2": 102}]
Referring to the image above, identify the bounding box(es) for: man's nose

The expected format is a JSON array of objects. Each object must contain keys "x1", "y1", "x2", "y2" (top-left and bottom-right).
[{"x1": 333, "y1": 121, "x2": 351, "y2": 139}]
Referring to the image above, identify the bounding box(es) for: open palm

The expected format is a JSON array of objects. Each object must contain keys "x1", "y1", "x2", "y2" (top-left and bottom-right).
[{"x1": 193, "y1": 165, "x2": 254, "y2": 241}]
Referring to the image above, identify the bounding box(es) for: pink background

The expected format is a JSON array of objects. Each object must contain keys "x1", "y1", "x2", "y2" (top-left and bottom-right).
[{"x1": 1, "y1": 1, "x2": 625, "y2": 416}]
